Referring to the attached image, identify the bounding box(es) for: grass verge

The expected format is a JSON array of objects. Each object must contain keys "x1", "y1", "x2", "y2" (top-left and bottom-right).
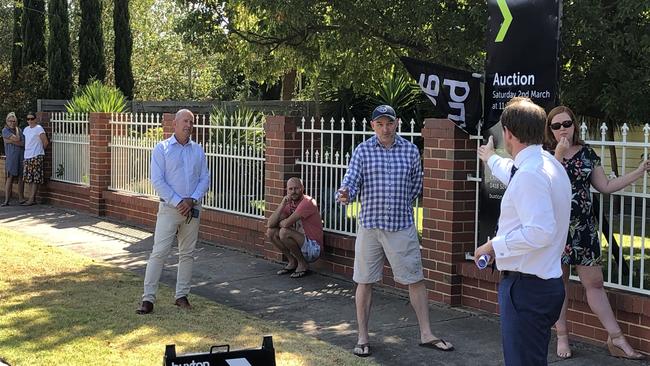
[{"x1": 0, "y1": 228, "x2": 376, "y2": 366}]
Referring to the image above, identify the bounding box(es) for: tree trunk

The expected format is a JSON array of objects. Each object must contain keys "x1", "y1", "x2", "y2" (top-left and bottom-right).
[{"x1": 281, "y1": 69, "x2": 296, "y2": 101}]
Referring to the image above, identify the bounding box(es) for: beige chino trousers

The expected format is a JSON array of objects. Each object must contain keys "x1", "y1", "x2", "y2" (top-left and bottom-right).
[{"x1": 142, "y1": 202, "x2": 200, "y2": 303}]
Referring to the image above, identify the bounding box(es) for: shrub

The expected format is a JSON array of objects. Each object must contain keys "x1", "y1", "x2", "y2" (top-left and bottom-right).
[{"x1": 65, "y1": 80, "x2": 128, "y2": 113}]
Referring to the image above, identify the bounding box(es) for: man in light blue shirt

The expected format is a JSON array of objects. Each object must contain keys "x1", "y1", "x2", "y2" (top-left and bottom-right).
[
  {"x1": 137, "y1": 109, "x2": 209, "y2": 314},
  {"x1": 337, "y1": 105, "x2": 453, "y2": 357}
]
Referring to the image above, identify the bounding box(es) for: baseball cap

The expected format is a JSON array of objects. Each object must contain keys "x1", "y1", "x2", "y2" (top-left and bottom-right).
[{"x1": 371, "y1": 105, "x2": 396, "y2": 121}]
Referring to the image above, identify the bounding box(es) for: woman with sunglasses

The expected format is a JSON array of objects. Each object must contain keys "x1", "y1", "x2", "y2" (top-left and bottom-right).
[
  {"x1": 2, "y1": 112, "x2": 26, "y2": 206},
  {"x1": 544, "y1": 105, "x2": 649, "y2": 360},
  {"x1": 22, "y1": 112, "x2": 48, "y2": 206}
]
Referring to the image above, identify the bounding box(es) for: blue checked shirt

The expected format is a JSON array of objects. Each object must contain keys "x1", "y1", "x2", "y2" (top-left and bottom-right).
[{"x1": 338, "y1": 135, "x2": 422, "y2": 231}]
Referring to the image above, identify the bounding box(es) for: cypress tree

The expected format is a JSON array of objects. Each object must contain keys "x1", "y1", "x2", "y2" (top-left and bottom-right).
[
  {"x1": 21, "y1": 0, "x2": 46, "y2": 67},
  {"x1": 10, "y1": 0, "x2": 23, "y2": 85},
  {"x1": 79, "y1": 0, "x2": 106, "y2": 86},
  {"x1": 114, "y1": 0, "x2": 134, "y2": 99},
  {"x1": 47, "y1": 0, "x2": 73, "y2": 99}
]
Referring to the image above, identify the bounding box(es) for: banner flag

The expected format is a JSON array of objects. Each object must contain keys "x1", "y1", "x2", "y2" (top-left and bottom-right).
[
  {"x1": 484, "y1": 0, "x2": 561, "y2": 125},
  {"x1": 400, "y1": 56, "x2": 483, "y2": 135},
  {"x1": 479, "y1": 0, "x2": 562, "y2": 246}
]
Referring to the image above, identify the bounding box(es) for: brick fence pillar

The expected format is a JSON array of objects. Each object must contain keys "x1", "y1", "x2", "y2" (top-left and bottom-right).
[
  {"x1": 163, "y1": 113, "x2": 174, "y2": 138},
  {"x1": 421, "y1": 118, "x2": 477, "y2": 305},
  {"x1": 263, "y1": 116, "x2": 301, "y2": 260},
  {"x1": 88, "y1": 112, "x2": 112, "y2": 216}
]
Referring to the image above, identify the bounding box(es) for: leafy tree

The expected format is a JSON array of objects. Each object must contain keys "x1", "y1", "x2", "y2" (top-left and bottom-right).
[
  {"x1": 177, "y1": 0, "x2": 487, "y2": 101},
  {"x1": 79, "y1": 0, "x2": 106, "y2": 85},
  {"x1": 113, "y1": 0, "x2": 134, "y2": 99},
  {"x1": 21, "y1": 0, "x2": 46, "y2": 67},
  {"x1": 47, "y1": 0, "x2": 73, "y2": 99},
  {"x1": 561, "y1": 1, "x2": 650, "y2": 123},
  {"x1": 560, "y1": 1, "x2": 650, "y2": 174},
  {"x1": 10, "y1": 0, "x2": 22, "y2": 85}
]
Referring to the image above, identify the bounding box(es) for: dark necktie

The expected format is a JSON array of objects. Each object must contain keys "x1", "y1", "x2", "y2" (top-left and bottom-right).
[{"x1": 510, "y1": 165, "x2": 518, "y2": 180}]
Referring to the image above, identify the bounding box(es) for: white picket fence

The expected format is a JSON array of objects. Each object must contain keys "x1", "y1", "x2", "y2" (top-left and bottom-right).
[
  {"x1": 580, "y1": 122, "x2": 650, "y2": 295},
  {"x1": 109, "y1": 113, "x2": 162, "y2": 196},
  {"x1": 107, "y1": 113, "x2": 265, "y2": 218},
  {"x1": 296, "y1": 116, "x2": 423, "y2": 236},
  {"x1": 49, "y1": 113, "x2": 90, "y2": 185},
  {"x1": 194, "y1": 114, "x2": 265, "y2": 218}
]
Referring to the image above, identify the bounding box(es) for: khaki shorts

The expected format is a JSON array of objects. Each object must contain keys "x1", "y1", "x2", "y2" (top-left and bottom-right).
[{"x1": 353, "y1": 225, "x2": 424, "y2": 285}]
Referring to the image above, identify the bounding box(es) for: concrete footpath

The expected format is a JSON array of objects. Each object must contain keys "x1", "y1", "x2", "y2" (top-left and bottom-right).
[{"x1": 1, "y1": 204, "x2": 647, "y2": 366}]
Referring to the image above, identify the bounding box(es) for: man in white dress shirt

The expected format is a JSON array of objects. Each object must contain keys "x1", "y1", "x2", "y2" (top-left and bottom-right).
[
  {"x1": 137, "y1": 109, "x2": 210, "y2": 314},
  {"x1": 476, "y1": 97, "x2": 571, "y2": 366}
]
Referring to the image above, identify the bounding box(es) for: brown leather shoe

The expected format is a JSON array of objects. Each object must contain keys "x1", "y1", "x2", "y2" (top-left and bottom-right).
[
  {"x1": 136, "y1": 300, "x2": 154, "y2": 314},
  {"x1": 174, "y1": 296, "x2": 192, "y2": 309}
]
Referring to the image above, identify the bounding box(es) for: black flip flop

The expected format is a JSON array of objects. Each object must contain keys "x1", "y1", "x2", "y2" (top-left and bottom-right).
[
  {"x1": 419, "y1": 338, "x2": 454, "y2": 352},
  {"x1": 290, "y1": 270, "x2": 310, "y2": 278},
  {"x1": 353, "y1": 343, "x2": 371, "y2": 357},
  {"x1": 276, "y1": 267, "x2": 295, "y2": 275}
]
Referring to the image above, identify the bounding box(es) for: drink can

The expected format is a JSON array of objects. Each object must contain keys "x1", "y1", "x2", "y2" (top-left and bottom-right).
[{"x1": 477, "y1": 254, "x2": 491, "y2": 269}]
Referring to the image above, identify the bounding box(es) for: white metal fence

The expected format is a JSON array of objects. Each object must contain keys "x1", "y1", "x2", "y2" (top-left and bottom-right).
[
  {"x1": 109, "y1": 113, "x2": 162, "y2": 196},
  {"x1": 297, "y1": 117, "x2": 423, "y2": 236},
  {"x1": 108, "y1": 112, "x2": 266, "y2": 218},
  {"x1": 50, "y1": 113, "x2": 90, "y2": 185},
  {"x1": 580, "y1": 122, "x2": 650, "y2": 295},
  {"x1": 195, "y1": 114, "x2": 266, "y2": 218}
]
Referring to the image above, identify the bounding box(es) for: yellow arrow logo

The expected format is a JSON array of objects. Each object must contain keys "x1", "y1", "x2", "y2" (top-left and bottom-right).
[{"x1": 495, "y1": 0, "x2": 512, "y2": 42}]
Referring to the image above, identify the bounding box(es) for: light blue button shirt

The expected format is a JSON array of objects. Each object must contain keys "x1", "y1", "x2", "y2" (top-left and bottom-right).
[{"x1": 151, "y1": 134, "x2": 210, "y2": 207}]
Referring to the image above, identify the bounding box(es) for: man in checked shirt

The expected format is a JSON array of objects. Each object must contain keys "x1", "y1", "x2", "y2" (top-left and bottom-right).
[{"x1": 337, "y1": 105, "x2": 454, "y2": 358}]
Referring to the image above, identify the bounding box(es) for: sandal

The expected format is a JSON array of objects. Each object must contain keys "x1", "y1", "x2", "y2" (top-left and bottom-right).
[
  {"x1": 276, "y1": 267, "x2": 295, "y2": 275},
  {"x1": 607, "y1": 332, "x2": 645, "y2": 360},
  {"x1": 556, "y1": 331, "x2": 572, "y2": 359},
  {"x1": 290, "y1": 270, "x2": 309, "y2": 278},
  {"x1": 353, "y1": 343, "x2": 371, "y2": 357},
  {"x1": 419, "y1": 337, "x2": 454, "y2": 352}
]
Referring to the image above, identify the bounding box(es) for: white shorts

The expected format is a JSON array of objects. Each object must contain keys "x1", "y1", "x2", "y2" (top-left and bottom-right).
[
  {"x1": 353, "y1": 225, "x2": 423, "y2": 285},
  {"x1": 302, "y1": 238, "x2": 321, "y2": 263}
]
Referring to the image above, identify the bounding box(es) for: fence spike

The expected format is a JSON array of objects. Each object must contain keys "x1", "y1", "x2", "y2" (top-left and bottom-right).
[{"x1": 621, "y1": 123, "x2": 629, "y2": 136}]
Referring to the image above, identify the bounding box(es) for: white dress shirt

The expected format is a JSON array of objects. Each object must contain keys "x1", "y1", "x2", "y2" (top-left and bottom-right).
[
  {"x1": 487, "y1": 145, "x2": 571, "y2": 279},
  {"x1": 151, "y1": 134, "x2": 210, "y2": 207}
]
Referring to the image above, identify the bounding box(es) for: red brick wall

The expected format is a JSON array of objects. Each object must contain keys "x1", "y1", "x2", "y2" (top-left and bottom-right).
[
  {"x1": 47, "y1": 181, "x2": 90, "y2": 213},
  {"x1": 459, "y1": 262, "x2": 650, "y2": 353},
  {"x1": 421, "y1": 118, "x2": 477, "y2": 305}
]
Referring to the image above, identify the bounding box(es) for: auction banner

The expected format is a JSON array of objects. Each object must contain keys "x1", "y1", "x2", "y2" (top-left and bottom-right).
[
  {"x1": 479, "y1": 0, "x2": 561, "y2": 246},
  {"x1": 484, "y1": 0, "x2": 561, "y2": 124}
]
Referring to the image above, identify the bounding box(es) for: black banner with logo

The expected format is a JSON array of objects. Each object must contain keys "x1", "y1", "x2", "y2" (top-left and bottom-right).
[
  {"x1": 401, "y1": 56, "x2": 482, "y2": 135},
  {"x1": 484, "y1": 0, "x2": 561, "y2": 124},
  {"x1": 479, "y1": 1, "x2": 561, "y2": 246}
]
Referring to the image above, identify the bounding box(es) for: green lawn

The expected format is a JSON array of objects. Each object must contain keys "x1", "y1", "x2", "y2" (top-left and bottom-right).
[
  {"x1": 0, "y1": 228, "x2": 377, "y2": 366},
  {"x1": 600, "y1": 233, "x2": 650, "y2": 289}
]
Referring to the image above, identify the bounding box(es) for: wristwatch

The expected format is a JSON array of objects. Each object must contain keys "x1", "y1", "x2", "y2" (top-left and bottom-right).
[{"x1": 191, "y1": 198, "x2": 198, "y2": 205}]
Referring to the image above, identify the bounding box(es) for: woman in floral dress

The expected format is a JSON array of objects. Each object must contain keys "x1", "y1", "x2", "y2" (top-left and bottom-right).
[{"x1": 545, "y1": 106, "x2": 649, "y2": 360}]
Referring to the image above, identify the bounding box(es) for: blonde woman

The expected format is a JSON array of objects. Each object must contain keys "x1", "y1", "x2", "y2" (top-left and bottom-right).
[
  {"x1": 545, "y1": 106, "x2": 648, "y2": 360},
  {"x1": 2, "y1": 112, "x2": 25, "y2": 206}
]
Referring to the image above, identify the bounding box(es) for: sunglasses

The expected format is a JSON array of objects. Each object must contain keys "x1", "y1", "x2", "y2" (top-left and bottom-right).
[
  {"x1": 26, "y1": 117, "x2": 35, "y2": 120},
  {"x1": 550, "y1": 120, "x2": 573, "y2": 130}
]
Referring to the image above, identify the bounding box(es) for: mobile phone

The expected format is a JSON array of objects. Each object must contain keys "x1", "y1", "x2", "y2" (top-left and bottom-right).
[{"x1": 191, "y1": 208, "x2": 200, "y2": 218}]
